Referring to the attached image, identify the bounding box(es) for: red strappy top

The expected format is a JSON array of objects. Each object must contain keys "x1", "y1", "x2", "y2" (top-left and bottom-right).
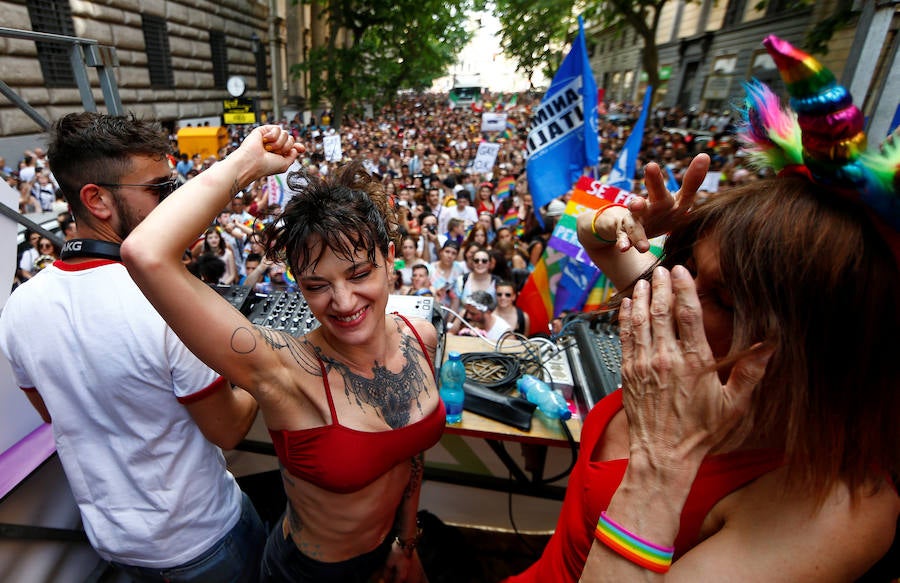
[
  {"x1": 505, "y1": 390, "x2": 784, "y2": 583},
  {"x1": 268, "y1": 315, "x2": 445, "y2": 494}
]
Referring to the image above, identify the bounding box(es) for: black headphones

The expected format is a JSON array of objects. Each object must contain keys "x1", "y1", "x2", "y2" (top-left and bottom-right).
[{"x1": 59, "y1": 239, "x2": 122, "y2": 261}]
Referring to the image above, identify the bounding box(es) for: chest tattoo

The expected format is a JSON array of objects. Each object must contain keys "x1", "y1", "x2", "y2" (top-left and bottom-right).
[{"x1": 318, "y1": 333, "x2": 431, "y2": 429}]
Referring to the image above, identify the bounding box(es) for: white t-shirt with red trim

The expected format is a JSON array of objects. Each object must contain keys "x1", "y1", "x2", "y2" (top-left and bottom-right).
[{"x1": 0, "y1": 259, "x2": 242, "y2": 568}]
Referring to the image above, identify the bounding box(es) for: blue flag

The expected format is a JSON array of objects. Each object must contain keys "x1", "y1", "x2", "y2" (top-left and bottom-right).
[
  {"x1": 526, "y1": 17, "x2": 598, "y2": 226},
  {"x1": 665, "y1": 166, "x2": 680, "y2": 192},
  {"x1": 607, "y1": 87, "x2": 653, "y2": 191}
]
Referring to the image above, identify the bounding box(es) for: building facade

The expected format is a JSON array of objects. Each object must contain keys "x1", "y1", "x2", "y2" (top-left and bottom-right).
[{"x1": 588, "y1": 0, "x2": 899, "y2": 137}]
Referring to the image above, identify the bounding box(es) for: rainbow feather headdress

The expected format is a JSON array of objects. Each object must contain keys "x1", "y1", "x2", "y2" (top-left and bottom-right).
[{"x1": 739, "y1": 36, "x2": 900, "y2": 263}]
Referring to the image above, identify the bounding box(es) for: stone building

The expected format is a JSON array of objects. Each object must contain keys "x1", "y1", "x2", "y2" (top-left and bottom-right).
[
  {"x1": 588, "y1": 0, "x2": 899, "y2": 139},
  {"x1": 0, "y1": 0, "x2": 325, "y2": 160}
]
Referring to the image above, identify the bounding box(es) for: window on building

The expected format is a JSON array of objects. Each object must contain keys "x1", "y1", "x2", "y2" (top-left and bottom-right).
[
  {"x1": 210, "y1": 30, "x2": 228, "y2": 89},
  {"x1": 26, "y1": 0, "x2": 77, "y2": 87},
  {"x1": 142, "y1": 14, "x2": 174, "y2": 88},
  {"x1": 253, "y1": 36, "x2": 268, "y2": 92},
  {"x1": 723, "y1": 0, "x2": 747, "y2": 28}
]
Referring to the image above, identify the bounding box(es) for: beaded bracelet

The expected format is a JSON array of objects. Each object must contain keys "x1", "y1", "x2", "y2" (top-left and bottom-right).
[
  {"x1": 590, "y1": 203, "x2": 628, "y2": 244},
  {"x1": 594, "y1": 511, "x2": 675, "y2": 573}
]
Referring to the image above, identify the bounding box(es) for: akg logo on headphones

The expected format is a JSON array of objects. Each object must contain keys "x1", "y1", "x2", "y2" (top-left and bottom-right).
[{"x1": 62, "y1": 240, "x2": 82, "y2": 253}]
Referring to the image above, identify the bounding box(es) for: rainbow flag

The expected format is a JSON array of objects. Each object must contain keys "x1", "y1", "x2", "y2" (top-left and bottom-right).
[
  {"x1": 495, "y1": 176, "x2": 515, "y2": 201},
  {"x1": 242, "y1": 217, "x2": 265, "y2": 232},
  {"x1": 517, "y1": 247, "x2": 567, "y2": 335}
]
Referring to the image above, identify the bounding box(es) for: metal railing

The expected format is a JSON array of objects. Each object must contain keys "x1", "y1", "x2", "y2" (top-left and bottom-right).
[
  {"x1": 0, "y1": 26, "x2": 123, "y2": 243},
  {"x1": 0, "y1": 26, "x2": 123, "y2": 130}
]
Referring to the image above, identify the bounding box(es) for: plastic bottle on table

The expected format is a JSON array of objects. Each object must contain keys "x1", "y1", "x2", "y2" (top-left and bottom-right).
[
  {"x1": 439, "y1": 351, "x2": 466, "y2": 425},
  {"x1": 516, "y1": 374, "x2": 572, "y2": 421}
]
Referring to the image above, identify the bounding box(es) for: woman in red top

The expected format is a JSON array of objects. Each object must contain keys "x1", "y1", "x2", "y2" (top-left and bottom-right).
[
  {"x1": 475, "y1": 182, "x2": 495, "y2": 215},
  {"x1": 123, "y1": 129, "x2": 442, "y2": 583},
  {"x1": 507, "y1": 37, "x2": 899, "y2": 582}
]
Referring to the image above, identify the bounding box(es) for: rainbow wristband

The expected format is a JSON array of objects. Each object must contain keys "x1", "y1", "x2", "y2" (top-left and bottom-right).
[
  {"x1": 590, "y1": 203, "x2": 628, "y2": 244},
  {"x1": 594, "y1": 511, "x2": 675, "y2": 574}
]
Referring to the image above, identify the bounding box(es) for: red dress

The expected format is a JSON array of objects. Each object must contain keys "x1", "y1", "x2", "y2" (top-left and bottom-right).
[{"x1": 504, "y1": 390, "x2": 784, "y2": 582}]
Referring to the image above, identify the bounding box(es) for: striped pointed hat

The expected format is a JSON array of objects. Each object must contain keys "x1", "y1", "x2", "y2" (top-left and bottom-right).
[{"x1": 738, "y1": 35, "x2": 899, "y2": 264}]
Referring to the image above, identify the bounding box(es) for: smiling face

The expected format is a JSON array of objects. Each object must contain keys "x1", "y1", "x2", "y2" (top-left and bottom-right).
[
  {"x1": 298, "y1": 236, "x2": 393, "y2": 343},
  {"x1": 495, "y1": 284, "x2": 515, "y2": 308},
  {"x1": 470, "y1": 250, "x2": 491, "y2": 275}
]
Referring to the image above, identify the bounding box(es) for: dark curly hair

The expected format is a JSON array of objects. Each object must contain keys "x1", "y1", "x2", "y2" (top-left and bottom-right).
[{"x1": 263, "y1": 161, "x2": 399, "y2": 276}]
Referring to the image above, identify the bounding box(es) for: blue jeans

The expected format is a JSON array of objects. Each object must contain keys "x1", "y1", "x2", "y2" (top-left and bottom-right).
[{"x1": 112, "y1": 493, "x2": 266, "y2": 583}]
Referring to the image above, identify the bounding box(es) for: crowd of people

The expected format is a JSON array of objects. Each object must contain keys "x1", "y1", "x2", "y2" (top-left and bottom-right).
[{"x1": 2, "y1": 33, "x2": 897, "y2": 582}]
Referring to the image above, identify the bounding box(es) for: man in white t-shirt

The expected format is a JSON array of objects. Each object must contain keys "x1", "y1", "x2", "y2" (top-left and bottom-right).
[
  {"x1": 451, "y1": 290, "x2": 511, "y2": 341},
  {"x1": 0, "y1": 112, "x2": 264, "y2": 583},
  {"x1": 437, "y1": 188, "x2": 479, "y2": 235}
]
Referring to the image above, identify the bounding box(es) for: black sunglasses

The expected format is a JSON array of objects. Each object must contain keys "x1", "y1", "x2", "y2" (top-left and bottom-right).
[
  {"x1": 472, "y1": 257, "x2": 490, "y2": 264},
  {"x1": 95, "y1": 179, "x2": 179, "y2": 200}
]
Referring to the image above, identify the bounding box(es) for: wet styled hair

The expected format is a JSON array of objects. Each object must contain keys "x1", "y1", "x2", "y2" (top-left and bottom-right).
[{"x1": 264, "y1": 161, "x2": 399, "y2": 276}]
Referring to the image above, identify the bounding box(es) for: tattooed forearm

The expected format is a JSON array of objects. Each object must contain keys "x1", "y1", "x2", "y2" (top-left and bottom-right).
[{"x1": 403, "y1": 453, "x2": 424, "y2": 500}]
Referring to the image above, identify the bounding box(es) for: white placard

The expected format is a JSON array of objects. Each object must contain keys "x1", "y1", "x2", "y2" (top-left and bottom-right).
[
  {"x1": 698, "y1": 170, "x2": 722, "y2": 193},
  {"x1": 481, "y1": 112, "x2": 508, "y2": 133},
  {"x1": 323, "y1": 134, "x2": 342, "y2": 162},
  {"x1": 472, "y1": 142, "x2": 501, "y2": 175}
]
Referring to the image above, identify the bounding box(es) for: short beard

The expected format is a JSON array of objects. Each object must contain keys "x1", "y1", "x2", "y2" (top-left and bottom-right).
[{"x1": 111, "y1": 190, "x2": 142, "y2": 239}]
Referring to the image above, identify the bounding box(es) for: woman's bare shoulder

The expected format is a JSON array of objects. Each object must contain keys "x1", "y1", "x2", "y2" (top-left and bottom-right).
[{"x1": 686, "y1": 469, "x2": 900, "y2": 582}]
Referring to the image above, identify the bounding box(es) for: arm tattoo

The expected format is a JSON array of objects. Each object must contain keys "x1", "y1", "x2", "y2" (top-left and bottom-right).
[
  {"x1": 316, "y1": 325, "x2": 433, "y2": 429},
  {"x1": 403, "y1": 453, "x2": 424, "y2": 500},
  {"x1": 230, "y1": 326, "x2": 321, "y2": 375}
]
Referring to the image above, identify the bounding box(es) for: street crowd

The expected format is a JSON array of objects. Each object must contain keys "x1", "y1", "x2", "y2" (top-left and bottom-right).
[{"x1": 11, "y1": 91, "x2": 760, "y2": 336}]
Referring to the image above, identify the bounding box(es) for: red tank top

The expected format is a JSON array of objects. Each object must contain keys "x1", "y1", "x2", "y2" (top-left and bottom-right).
[
  {"x1": 268, "y1": 315, "x2": 445, "y2": 494},
  {"x1": 505, "y1": 390, "x2": 784, "y2": 582}
]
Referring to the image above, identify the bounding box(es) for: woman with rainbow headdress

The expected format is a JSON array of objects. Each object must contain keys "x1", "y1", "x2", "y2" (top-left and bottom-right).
[{"x1": 505, "y1": 36, "x2": 899, "y2": 582}]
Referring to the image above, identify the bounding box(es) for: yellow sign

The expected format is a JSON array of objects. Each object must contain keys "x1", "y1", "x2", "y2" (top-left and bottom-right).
[
  {"x1": 224, "y1": 112, "x2": 257, "y2": 124},
  {"x1": 223, "y1": 98, "x2": 256, "y2": 125}
]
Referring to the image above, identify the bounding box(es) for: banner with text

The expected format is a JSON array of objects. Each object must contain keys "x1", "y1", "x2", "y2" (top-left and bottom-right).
[{"x1": 547, "y1": 176, "x2": 633, "y2": 264}]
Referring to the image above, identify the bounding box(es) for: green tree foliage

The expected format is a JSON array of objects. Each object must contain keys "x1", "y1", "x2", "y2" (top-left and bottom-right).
[
  {"x1": 290, "y1": 0, "x2": 478, "y2": 126},
  {"x1": 492, "y1": 0, "x2": 576, "y2": 85},
  {"x1": 494, "y1": 0, "x2": 680, "y2": 96}
]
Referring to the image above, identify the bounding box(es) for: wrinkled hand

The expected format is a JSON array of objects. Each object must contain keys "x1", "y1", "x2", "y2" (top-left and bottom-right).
[
  {"x1": 380, "y1": 547, "x2": 427, "y2": 583},
  {"x1": 618, "y1": 265, "x2": 772, "y2": 473},
  {"x1": 616, "y1": 154, "x2": 710, "y2": 253}
]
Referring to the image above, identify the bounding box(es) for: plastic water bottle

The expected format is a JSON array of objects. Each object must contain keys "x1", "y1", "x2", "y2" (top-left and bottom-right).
[
  {"x1": 440, "y1": 351, "x2": 466, "y2": 425},
  {"x1": 516, "y1": 374, "x2": 572, "y2": 421}
]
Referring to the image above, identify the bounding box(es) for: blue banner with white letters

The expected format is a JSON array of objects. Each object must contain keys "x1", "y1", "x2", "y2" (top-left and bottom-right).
[{"x1": 526, "y1": 16, "x2": 599, "y2": 226}]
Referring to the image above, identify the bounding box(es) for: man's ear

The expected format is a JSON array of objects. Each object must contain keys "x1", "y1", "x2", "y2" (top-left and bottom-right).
[{"x1": 80, "y1": 184, "x2": 113, "y2": 221}]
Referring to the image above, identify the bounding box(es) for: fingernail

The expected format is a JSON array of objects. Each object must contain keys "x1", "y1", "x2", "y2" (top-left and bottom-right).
[
  {"x1": 671, "y1": 265, "x2": 689, "y2": 279},
  {"x1": 654, "y1": 265, "x2": 668, "y2": 278},
  {"x1": 635, "y1": 279, "x2": 649, "y2": 291},
  {"x1": 265, "y1": 145, "x2": 272, "y2": 151}
]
